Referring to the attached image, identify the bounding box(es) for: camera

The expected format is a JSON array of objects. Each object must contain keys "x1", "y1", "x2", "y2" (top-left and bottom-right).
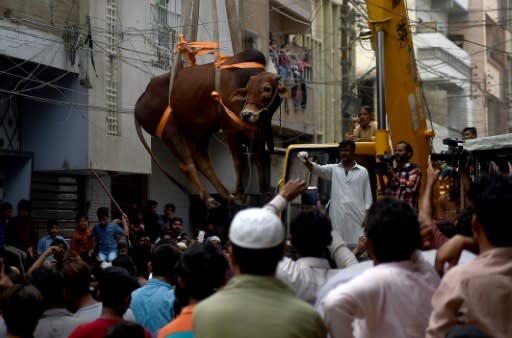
[
  {"x1": 374, "y1": 154, "x2": 395, "y2": 173},
  {"x1": 431, "y1": 138, "x2": 468, "y2": 168}
]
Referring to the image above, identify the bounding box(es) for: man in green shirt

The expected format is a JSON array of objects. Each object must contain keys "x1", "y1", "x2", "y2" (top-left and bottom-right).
[{"x1": 192, "y1": 207, "x2": 326, "y2": 338}]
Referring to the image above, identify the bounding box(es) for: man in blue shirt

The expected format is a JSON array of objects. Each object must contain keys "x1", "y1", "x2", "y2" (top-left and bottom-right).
[
  {"x1": 37, "y1": 219, "x2": 68, "y2": 257},
  {"x1": 130, "y1": 241, "x2": 181, "y2": 336},
  {"x1": 92, "y1": 207, "x2": 129, "y2": 263}
]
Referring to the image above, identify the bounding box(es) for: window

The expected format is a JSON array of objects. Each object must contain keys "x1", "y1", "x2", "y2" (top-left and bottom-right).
[
  {"x1": 447, "y1": 34, "x2": 464, "y2": 49},
  {"x1": 242, "y1": 30, "x2": 259, "y2": 50},
  {"x1": 486, "y1": 15, "x2": 506, "y2": 66},
  {"x1": 151, "y1": 0, "x2": 180, "y2": 69}
]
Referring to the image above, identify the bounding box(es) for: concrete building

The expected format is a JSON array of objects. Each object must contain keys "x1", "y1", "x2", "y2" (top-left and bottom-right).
[
  {"x1": 353, "y1": 0, "x2": 472, "y2": 148},
  {"x1": 292, "y1": 0, "x2": 358, "y2": 144},
  {"x1": 409, "y1": 0, "x2": 473, "y2": 141},
  {"x1": 1, "y1": 0, "x2": 320, "y2": 236},
  {"x1": 0, "y1": 0, "x2": 168, "y2": 234},
  {"x1": 449, "y1": 0, "x2": 512, "y2": 136}
]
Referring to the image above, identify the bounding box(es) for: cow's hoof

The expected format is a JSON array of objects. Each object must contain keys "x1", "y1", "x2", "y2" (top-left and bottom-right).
[
  {"x1": 230, "y1": 194, "x2": 245, "y2": 206},
  {"x1": 206, "y1": 197, "x2": 221, "y2": 209}
]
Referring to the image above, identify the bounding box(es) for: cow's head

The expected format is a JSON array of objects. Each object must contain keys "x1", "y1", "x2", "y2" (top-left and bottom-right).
[{"x1": 229, "y1": 72, "x2": 288, "y2": 123}]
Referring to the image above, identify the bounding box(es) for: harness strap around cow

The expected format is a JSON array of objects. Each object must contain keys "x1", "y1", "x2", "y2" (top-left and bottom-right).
[
  {"x1": 211, "y1": 91, "x2": 242, "y2": 127},
  {"x1": 155, "y1": 35, "x2": 265, "y2": 140},
  {"x1": 155, "y1": 106, "x2": 172, "y2": 138}
]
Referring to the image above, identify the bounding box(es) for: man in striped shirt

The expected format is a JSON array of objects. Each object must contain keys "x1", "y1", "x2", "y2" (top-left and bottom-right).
[{"x1": 380, "y1": 141, "x2": 421, "y2": 209}]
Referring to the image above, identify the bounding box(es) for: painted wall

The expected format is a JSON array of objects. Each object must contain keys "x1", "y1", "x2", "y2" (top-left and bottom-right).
[
  {"x1": 87, "y1": 0, "x2": 154, "y2": 174},
  {"x1": 0, "y1": 153, "x2": 32, "y2": 206},
  {"x1": 20, "y1": 72, "x2": 89, "y2": 171},
  {"x1": 0, "y1": 20, "x2": 73, "y2": 73}
]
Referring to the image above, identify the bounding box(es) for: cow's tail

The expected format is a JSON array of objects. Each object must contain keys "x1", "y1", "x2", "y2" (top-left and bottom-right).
[{"x1": 134, "y1": 118, "x2": 192, "y2": 195}]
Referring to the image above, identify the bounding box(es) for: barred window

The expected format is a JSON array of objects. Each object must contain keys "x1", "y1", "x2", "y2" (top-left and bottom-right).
[{"x1": 151, "y1": 0, "x2": 180, "y2": 70}]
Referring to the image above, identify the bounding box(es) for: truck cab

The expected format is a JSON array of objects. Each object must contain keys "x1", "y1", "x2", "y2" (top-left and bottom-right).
[{"x1": 278, "y1": 142, "x2": 379, "y2": 231}]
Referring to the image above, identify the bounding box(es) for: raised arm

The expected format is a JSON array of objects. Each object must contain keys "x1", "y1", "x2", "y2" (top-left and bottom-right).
[
  {"x1": 26, "y1": 246, "x2": 60, "y2": 275},
  {"x1": 418, "y1": 156, "x2": 439, "y2": 229},
  {"x1": 121, "y1": 213, "x2": 129, "y2": 236},
  {"x1": 264, "y1": 179, "x2": 307, "y2": 214},
  {"x1": 297, "y1": 151, "x2": 313, "y2": 172}
]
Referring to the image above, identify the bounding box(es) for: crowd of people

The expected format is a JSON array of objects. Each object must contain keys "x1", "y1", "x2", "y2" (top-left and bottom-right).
[{"x1": 0, "y1": 117, "x2": 511, "y2": 337}]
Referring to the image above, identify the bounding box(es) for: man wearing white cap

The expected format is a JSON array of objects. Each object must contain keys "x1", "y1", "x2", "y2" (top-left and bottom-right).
[{"x1": 192, "y1": 203, "x2": 326, "y2": 338}]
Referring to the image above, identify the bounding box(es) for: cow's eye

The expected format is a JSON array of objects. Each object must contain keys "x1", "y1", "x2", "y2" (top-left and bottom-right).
[{"x1": 263, "y1": 86, "x2": 272, "y2": 92}]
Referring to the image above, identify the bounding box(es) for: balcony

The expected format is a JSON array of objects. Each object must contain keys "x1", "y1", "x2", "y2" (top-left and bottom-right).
[
  {"x1": 270, "y1": 0, "x2": 311, "y2": 35},
  {"x1": 271, "y1": 0, "x2": 312, "y2": 22},
  {"x1": 431, "y1": 0, "x2": 468, "y2": 14},
  {"x1": 414, "y1": 32, "x2": 471, "y2": 90},
  {"x1": 269, "y1": 44, "x2": 315, "y2": 140}
]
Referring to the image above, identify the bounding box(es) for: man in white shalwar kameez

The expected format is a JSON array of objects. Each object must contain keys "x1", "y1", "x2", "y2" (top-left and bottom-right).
[
  {"x1": 317, "y1": 198, "x2": 440, "y2": 338},
  {"x1": 298, "y1": 140, "x2": 372, "y2": 245}
]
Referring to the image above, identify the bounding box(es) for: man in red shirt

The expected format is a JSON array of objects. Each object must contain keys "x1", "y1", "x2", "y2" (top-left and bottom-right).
[{"x1": 68, "y1": 267, "x2": 150, "y2": 338}]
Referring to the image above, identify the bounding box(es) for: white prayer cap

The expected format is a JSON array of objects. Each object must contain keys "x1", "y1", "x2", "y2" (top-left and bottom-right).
[
  {"x1": 229, "y1": 208, "x2": 285, "y2": 249},
  {"x1": 207, "y1": 236, "x2": 221, "y2": 243}
]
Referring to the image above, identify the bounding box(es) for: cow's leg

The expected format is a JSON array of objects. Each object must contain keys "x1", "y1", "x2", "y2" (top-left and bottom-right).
[
  {"x1": 186, "y1": 139, "x2": 235, "y2": 202},
  {"x1": 162, "y1": 124, "x2": 220, "y2": 209},
  {"x1": 254, "y1": 147, "x2": 270, "y2": 193},
  {"x1": 224, "y1": 132, "x2": 245, "y2": 202}
]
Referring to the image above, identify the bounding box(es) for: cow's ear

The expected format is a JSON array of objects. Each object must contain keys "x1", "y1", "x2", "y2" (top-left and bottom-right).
[
  {"x1": 229, "y1": 88, "x2": 248, "y2": 103},
  {"x1": 278, "y1": 86, "x2": 290, "y2": 99}
]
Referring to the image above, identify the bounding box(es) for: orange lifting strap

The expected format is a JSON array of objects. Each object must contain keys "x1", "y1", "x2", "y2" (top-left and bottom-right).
[
  {"x1": 155, "y1": 106, "x2": 172, "y2": 139},
  {"x1": 176, "y1": 34, "x2": 265, "y2": 70},
  {"x1": 211, "y1": 91, "x2": 242, "y2": 126},
  {"x1": 154, "y1": 35, "x2": 265, "y2": 139}
]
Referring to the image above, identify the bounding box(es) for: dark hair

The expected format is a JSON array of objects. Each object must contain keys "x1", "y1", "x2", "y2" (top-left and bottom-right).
[
  {"x1": 0, "y1": 202, "x2": 12, "y2": 223},
  {"x1": 160, "y1": 230, "x2": 175, "y2": 240},
  {"x1": 472, "y1": 175, "x2": 512, "y2": 247},
  {"x1": 0, "y1": 201, "x2": 12, "y2": 210},
  {"x1": 339, "y1": 140, "x2": 356, "y2": 152},
  {"x1": 17, "y1": 199, "x2": 31, "y2": 213},
  {"x1": 47, "y1": 219, "x2": 58, "y2": 230},
  {"x1": 360, "y1": 105, "x2": 374, "y2": 114},
  {"x1": 30, "y1": 266, "x2": 65, "y2": 309},
  {"x1": 61, "y1": 258, "x2": 93, "y2": 298},
  {"x1": 50, "y1": 238, "x2": 66, "y2": 247},
  {"x1": 231, "y1": 243, "x2": 284, "y2": 275},
  {"x1": 150, "y1": 242, "x2": 181, "y2": 278},
  {"x1": 145, "y1": 200, "x2": 158, "y2": 208},
  {"x1": 164, "y1": 203, "x2": 176, "y2": 212},
  {"x1": 1, "y1": 284, "x2": 44, "y2": 338},
  {"x1": 113, "y1": 255, "x2": 137, "y2": 276},
  {"x1": 366, "y1": 198, "x2": 420, "y2": 263},
  {"x1": 462, "y1": 127, "x2": 477, "y2": 137},
  {"x1": 170, "y1": 217, "x2": 183, "y2": 225},
  {"x1": 454, "y1": 207, "x2": 474, "y2": 237},
  {"x1": 176, "y1": 243, "x2": 228, "y2": 302},
  {"x1": 97, "y1": 267, "x2": 139, "y2": 311},
  {"x1": 75, "y1": 212, "x2": 88, "y2": 222},
  {"x1": 290, "y1": 210, "x2": 332, "y2": 257},
  {"x1": 131, "y1": 240, "x2": 152, "y2": 280},
  {"x1": 105, "y1": 321, "x2": 146, "y2": 338},
  {"x1": 97, "y1": 207, "x2": 110, "y2": 220},
  {"x1": 397, "y1": 140, "x2": 413, "y2": 158}
]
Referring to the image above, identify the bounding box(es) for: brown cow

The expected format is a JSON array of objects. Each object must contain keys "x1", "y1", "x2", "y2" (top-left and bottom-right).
[{"x1": 134, "y1": 49, "x2": 286, "y2": 209}]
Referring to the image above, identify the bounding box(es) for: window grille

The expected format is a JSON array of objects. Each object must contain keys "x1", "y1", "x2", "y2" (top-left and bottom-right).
[
  {"x1": 150, "y1": 0, "x2": 180, "y2": 70},
  {"x1": 106, "y1": 0, "x2": 120, "y2": 136}
]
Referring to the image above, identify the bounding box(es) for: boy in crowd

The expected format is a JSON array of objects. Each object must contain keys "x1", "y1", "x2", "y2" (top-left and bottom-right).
[
  {"x1": 92, "y1": 207, "x2": 129, "y2": 265},
  {"x1": 37, "y1": 219, "x2": 68, "y2": 258}
]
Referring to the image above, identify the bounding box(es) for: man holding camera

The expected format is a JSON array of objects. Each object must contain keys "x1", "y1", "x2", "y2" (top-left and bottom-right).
[
  {"x1": 378, "y1": 141, "x2": 421, "y2": 209},
  {"x1": 298, "y1": 140, "x2": 372, "y2": 247}
]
